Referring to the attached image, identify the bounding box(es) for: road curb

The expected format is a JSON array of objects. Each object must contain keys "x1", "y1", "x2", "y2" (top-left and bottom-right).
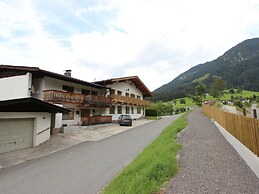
[{"x1": 213, "y1": 120, "x2": 259, "y2": 179}]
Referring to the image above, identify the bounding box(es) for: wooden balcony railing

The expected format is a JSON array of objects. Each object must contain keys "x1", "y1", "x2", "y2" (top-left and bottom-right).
[
  {"x1": 43, "y1": 90, "x2": 112, "y2": 106},
  {"x1": 81, "y1": 116, "x2": 112, "y2": 125},
  {"x1": 109, "y1": 94, "x2": 150, "y2": 107}
]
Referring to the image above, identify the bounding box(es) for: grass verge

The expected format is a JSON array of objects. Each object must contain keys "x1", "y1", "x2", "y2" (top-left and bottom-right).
[
  {"x1": 146, "y1": 116, "x2": 160, "y2": 120},
  {"x1": 102, "y1": 113, "x2": 188, "y2": 194}
]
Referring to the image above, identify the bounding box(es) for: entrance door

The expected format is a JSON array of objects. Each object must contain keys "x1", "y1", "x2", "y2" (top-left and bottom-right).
[{"x1": 81, "y1": 109, "x2": 91, "y2": 125}]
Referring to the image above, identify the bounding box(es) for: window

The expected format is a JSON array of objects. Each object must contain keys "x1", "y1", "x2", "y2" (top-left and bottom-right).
[
  {"x1": 130, "y1": 93, "x2": 135, "y2": 98},
  {"x1": 131, "y1": 107, "x2": 134, "y2": 114},
  {"x1": 118, "y1": 106, "x2": 122, "y2": 114},
  {"x1": 63, "y1": 85, "x2": 74, "y2": 92},
  {"x1": 82, "y1": 89, "x2": 90, "y2": 95},
  {"x1": 62, "y1": 108, "x2": 74, "y2": 120},
  {"x1": 126, "y1": 106, "x2": 130, "y2": 114},
  {"x1": 125, "y1": 92, "x2": 129, "y2": 97},
  {"x1": 110, "y1": 89, "x2": 115, "y2": 95},
  {"x1": 137, "y1": 107, "x2": 141, "y2": 114},
  {"x1": 117, "y1": 90, "x2": 122, "y2": 95},
  {"x1": 110, "y1": 106, "x2": 115, "y2": 114},
  {"x1": 91, "y1": 91, "x2": 98, "y2": 96},
  {"x1": 137, "y1": 95, "x2": 141, "y2": 99}
]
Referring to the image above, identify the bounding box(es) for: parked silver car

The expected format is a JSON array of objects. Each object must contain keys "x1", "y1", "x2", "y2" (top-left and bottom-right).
[{"x1": 118, "y1": 115, "x2": 132, "y2": 126}]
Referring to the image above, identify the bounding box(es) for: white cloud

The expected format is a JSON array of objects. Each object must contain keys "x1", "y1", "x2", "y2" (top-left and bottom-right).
[
  {"x1": 71, "y1": 30, "x2": 145, "y2": 66},
  {"x1": 1, "y1": 0, "x2": 259, "y2": 91},
  {"x1": 124, "y1": 60, "x2": 179, "y2": 91}
]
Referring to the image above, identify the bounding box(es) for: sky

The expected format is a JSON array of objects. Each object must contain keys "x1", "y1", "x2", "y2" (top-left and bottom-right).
[{"x1": 1, "y1": 0, "x2": 259, "y2": 91}]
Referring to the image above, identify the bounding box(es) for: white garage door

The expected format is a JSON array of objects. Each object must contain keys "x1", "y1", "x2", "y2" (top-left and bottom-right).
[{"x1": 0, "y1": 118, "x2": 34, "y2": 154}]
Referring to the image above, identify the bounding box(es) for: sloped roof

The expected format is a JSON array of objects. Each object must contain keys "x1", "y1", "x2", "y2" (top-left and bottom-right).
[
  {"x1": 0, "y1": 97, "x2": 70, "y2": 113},
  {"x1": 94, "y1": 76, "x2": 153, "y2": 97},
  {"x1": 0, "y1": 64, "x2": 106, "y2": 89}
]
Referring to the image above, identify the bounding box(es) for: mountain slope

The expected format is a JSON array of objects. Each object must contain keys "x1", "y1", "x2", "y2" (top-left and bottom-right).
[{"x1": 153, "y1": 38, "x2": 259, "y2": 101}]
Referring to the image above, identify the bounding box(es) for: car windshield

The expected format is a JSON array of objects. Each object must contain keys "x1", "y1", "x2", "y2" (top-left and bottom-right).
[{"x1": 123, "y1": 115, "x2": 131, "y2": 119}]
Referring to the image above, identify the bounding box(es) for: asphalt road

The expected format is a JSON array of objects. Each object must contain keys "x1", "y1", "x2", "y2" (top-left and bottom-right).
[{"x1": 0, "y1": 115, "x2": 180, "y2": 194}]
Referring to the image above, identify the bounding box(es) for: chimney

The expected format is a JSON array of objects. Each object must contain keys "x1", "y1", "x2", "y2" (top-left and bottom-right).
[{"x1": 64, "y1": 70, "x2": 71, "y2": 77}]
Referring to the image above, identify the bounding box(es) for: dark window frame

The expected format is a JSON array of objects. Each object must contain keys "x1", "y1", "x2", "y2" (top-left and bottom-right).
[
  {"x1": 118, "y1": 106, "x2": 122, "y2": 114},
  {"x1": 62, "y1": 108, "x2": 74, "y2": 120}
]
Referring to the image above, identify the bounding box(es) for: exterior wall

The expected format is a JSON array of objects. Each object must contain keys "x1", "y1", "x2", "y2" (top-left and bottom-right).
[
  {"x1": 32, "y1": 78, "x2": 44, "y2": 99},
  {"x1": 62, "y1": 104, "x2": 81, "y2": 126},
  {"x1": 0, "y1": 112, "x2": 51, "y2": 146},
  {"x1": 0, "y1": 73, "x2": 32, "y2": 100},
  {"x1": 108, "y1": 104, "x2": 144, "y2": 120},
  {"x1": 106, "y1": 80, "x2": 145, "y2": 120},
  {"x1": 43, "y1": 77, "x2": 105, "y2": 96},
  {"x1": 55, "y1": 113, "x2": 63, "y2": 128},
  {"x1": 37, "y1": 76, "x2": 107, "y2": 126},
  {"x1": 43, "y1": 77, "x2": 63, "y2": 91},
  {"x1": 107, "y1": 81, "x2": 143, "y2": 99},
  {"x1": 61, "y1": 106, "x2": 108, "y2": 126}
]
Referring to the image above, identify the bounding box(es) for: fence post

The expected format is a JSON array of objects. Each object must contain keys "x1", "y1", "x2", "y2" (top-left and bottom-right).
[
  {"x1": 243, "y1": 108, "x2": 246, "y2": 116},
  {"x1": 253, "y1": 109, "x2": 257, "y2": 119}
]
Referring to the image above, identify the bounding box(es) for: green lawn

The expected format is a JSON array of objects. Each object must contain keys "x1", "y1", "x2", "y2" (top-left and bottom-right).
[
  {"x1": 167, "y1": 90, "x2": 259, "y2": 109},
  {"x1": 102, "y1": 113, "x2": 188, "y2": 194},
  {"x1": 167, "y1": 97, "x2": 195, "y2": 109},
  {"x1": 219, "y1": 90, "x2": 259, "y2": 99}
]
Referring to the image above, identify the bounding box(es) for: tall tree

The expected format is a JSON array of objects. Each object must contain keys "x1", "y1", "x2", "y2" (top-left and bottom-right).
[
  {"x1": 190, "y1": 81, "x2": 207, "y2": 106},
  {"x1": 209, "y1": 77, "x2": 226, "y2": 98}
]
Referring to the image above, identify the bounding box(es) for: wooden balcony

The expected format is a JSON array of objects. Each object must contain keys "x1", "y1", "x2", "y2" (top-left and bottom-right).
[
  {"x1": 81, "y1": 116, "x2": 112, "y2": 125},
  {"x1": 43, "y1": 90, "x2": 112, "y2": 107},
  {"x1": 109, "y1": 94, "x2": 150, "y2": 107}
]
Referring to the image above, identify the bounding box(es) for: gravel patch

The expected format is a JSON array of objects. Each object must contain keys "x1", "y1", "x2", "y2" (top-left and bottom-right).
[{"x1": 166, "y1": 108, "x2": 259, "y2": 194}]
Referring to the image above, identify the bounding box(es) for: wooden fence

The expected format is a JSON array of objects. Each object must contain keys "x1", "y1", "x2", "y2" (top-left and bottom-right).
[{"x1": 202, "y1": 104, "x2": 259, "y2": 157}]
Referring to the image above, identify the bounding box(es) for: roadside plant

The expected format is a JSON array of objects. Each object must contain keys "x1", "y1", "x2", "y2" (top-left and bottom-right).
[
  {"x1": 234, "y1": 100, "x2": 243, "y2": 109},
  {"x1": 190, "y1": 81, "x2": 207, "y2": 106}
]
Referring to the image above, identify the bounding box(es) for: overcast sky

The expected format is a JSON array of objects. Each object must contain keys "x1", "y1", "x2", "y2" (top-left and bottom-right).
[{"x1": 1, "y1": 0, "x2": 259, "y2": 91}]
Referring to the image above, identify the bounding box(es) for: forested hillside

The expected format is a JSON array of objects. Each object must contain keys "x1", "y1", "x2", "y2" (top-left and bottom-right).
[{"x1": 152, "y1": 38, "x2": 259, "y2": 102}]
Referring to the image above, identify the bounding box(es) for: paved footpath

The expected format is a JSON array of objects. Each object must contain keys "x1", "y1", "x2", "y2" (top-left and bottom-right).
[{"x1": 166, "y1": 108, "x2": 259, "y2": 194}]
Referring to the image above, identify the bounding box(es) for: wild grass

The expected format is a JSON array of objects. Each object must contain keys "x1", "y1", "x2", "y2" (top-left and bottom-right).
[{"x1": 102, "y1": 113, "x2": 188, "y2": 194}]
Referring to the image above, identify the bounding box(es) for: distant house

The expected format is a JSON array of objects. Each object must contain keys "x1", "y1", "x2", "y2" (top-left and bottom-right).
[{"x1": 94, "y1": 76, "x2": 153, "y2": 120}]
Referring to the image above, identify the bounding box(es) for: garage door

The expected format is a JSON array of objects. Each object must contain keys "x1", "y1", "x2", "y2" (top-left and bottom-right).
[{"x1": 0, "y1": 118, "x2": 34, "y2": 154}]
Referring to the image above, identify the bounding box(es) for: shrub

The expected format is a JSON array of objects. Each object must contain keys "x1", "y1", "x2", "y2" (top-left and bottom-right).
[
  {"x1": 229, "y1": 88, "x2": 235, "y2": 94},
  {"x1": 180, "y1": 107, "x2": 186, "y2": 112},
  {"x1": 145, "y1": 109, "x2": 158, "y2": 116},
  {"x1": 234, "y1": 100, "x2": 243, "y2": 108},
  {"x1": 180, "y1": 98, "x2": 186, "y2": 104}
]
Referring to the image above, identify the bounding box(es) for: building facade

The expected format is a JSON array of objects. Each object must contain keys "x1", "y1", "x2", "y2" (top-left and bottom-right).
[
  {"x1": 0, "y1": 65, "x2": 152, "y2": 153},
  {"x1": 0, "y1": 65, "x2": 113, "y2": 128},
  {"x1": 95, "y1": 76, "x2": 152, "y2": 120}
]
